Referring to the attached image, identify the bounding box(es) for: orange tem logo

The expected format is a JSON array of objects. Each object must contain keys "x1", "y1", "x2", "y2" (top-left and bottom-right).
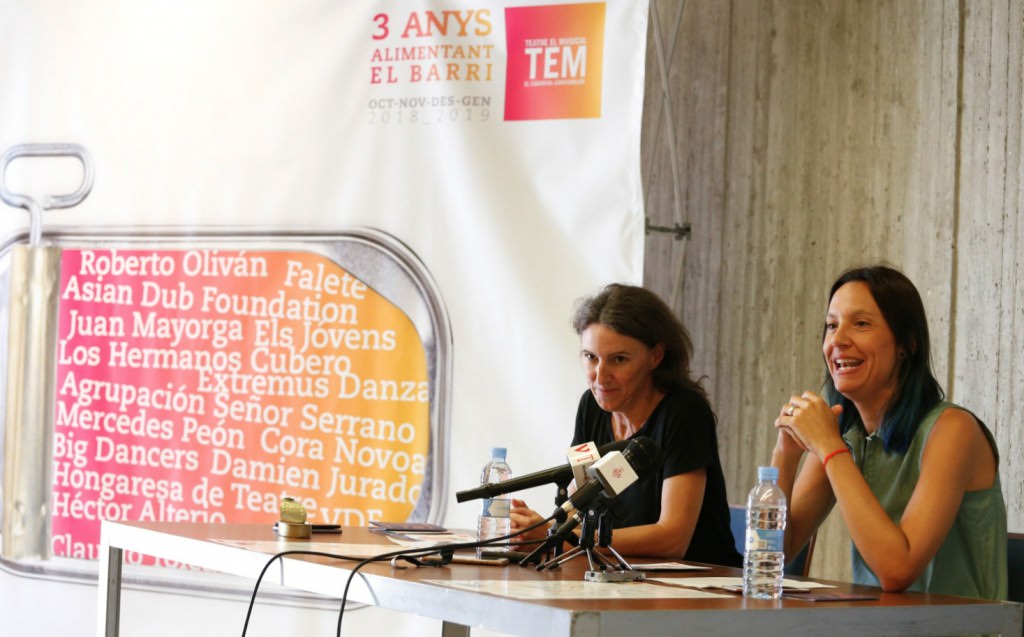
[{"x1": 504, "y1": 2, "x2": 606, "y2": 120}]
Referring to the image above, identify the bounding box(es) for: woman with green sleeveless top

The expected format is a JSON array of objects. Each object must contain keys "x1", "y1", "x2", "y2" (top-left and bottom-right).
[{"x1": 771, "y1": 265, "x2": 1007, "y2": 599}]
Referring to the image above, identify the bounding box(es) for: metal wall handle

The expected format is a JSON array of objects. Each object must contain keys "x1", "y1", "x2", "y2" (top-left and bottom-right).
[{"x1": 0, "y1": 143, "x2": 95, "y2": 245}]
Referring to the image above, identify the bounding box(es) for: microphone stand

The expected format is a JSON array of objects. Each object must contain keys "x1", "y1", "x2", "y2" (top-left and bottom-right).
[
  {"x1": 518, "y1": 479, "x2": 573, "y2": 566},
  {"x1": 534, "y1": 499, "x2": 644, "y2": 582}
]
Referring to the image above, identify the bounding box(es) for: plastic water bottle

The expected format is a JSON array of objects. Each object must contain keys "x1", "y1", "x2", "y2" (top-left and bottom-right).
[
  {"x1": 476, "y1": 447, "x2": 513, "y2": 557},
  {"x1": 743, "y1": 465, "x2": 787, "y2": 599}
]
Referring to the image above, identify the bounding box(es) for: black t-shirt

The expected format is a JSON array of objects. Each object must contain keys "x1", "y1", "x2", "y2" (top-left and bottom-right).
[{"x1": 571, "y1": 386, "x2": 742, "y2": 567}]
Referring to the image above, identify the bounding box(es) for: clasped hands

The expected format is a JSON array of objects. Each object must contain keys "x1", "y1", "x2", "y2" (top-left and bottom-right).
[{"x1": 775, "y1": 390, "x2": 845, "y2": 464}]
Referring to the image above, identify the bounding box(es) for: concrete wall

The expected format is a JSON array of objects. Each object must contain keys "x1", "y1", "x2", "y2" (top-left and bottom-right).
[{"x1": 641, "y1": 0, "x2": 1023, "y2": 582}]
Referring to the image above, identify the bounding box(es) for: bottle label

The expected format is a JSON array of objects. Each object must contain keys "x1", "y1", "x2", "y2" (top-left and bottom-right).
[
  {"x1": 481, "y1": 498, "x2": 510, "y2": 518},
  {"x1": 745, "y1": 528, "x2": 783, "y2": 552}
]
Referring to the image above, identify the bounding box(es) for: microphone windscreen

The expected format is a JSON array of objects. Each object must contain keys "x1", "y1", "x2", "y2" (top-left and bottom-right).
[
  {"x1": 596, "y1": 439, "x2": 631, "y2": 456},
  {"x1": 623, "y1": 436, "x2": 662, "y2": 477}
]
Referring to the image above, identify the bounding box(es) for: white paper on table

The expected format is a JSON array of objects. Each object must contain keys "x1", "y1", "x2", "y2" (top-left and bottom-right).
[
  {"x1": 651, "y1": 576, "x2": 836, "y2": 590},
  {"x1": 429, "y1": 579, "x2": 733, "y2": 600},
  {"x1": 629, "y1": 562, "x2": 711, "y2": 571},
  {"x1": 217, "y1": 539, "x2": 400, "y2": 559},
  {"x1": 380, "y1": 531, "x2": 478, "y2": 548}
]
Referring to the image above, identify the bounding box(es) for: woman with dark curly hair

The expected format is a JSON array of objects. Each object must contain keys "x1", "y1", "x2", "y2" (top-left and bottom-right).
[{"x1": 510, "y1": 283, "x2": 741, "y2": 565}]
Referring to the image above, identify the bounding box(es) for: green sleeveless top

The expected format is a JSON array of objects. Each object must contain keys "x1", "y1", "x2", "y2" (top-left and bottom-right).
[{"x1": 843, "y1": 401, "x2": 1007, "y2": 600}]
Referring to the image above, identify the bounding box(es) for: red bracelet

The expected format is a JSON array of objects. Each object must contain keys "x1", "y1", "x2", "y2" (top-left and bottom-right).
[{"x1": 822, "y1": 447, "x2": 850, "y2": 468}]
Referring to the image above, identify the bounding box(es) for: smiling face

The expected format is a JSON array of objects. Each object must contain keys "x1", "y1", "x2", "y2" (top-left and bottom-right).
[
  {"x1": 580, "y1": 323, "x2": 663, "y2": 417},
  {"x1": 823, "y1": 281, "x2": 902, "y2": 413}
]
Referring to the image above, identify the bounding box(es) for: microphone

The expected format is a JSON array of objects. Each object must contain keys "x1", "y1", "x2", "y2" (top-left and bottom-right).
[
  {"x1": 455, "y1": 439, "x2": 631, "y2": 503},
  {"x1": 551, "y1": 436, "x2": 661, "y2": 536}
]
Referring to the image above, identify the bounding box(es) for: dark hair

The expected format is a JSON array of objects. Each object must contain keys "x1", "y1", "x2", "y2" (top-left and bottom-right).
[
  {"x1": 571, "y1": 283, "x2": 706, "y2": 397},
  {"x1": 822, "y1": 265, "x2": 944, "y2": 453}
]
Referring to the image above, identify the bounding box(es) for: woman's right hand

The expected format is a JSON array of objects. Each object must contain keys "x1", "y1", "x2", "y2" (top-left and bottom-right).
[
  {"x1": 774, "y1": 399, "x2": 809, "y2": 460},
  {"x1": 774, "y1": 427, "x2": 806, "y2": 460}
]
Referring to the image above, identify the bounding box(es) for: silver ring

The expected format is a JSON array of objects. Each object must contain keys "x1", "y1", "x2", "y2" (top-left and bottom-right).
[{"x1": 785, "y1": 405, "x2": 795, "y2": 417}]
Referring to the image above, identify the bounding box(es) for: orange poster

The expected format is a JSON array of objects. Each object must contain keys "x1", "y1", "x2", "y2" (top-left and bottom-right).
[{"x1": 52, "y1": 248, "x2": 430, "y2": 560}]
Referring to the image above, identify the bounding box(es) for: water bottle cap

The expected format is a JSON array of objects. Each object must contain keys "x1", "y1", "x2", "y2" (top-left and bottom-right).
[
  {"x1": 490, "y1": 447, "x2": 507, "y2": 460},
  {"x1": 758, "y1": 466, "x2": 779, "y2": 481}
]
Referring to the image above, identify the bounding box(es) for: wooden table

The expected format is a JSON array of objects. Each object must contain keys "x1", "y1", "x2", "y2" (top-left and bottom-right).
[{"x1": 96, "y1": 521, "x2": 1023, "y2": 637}]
